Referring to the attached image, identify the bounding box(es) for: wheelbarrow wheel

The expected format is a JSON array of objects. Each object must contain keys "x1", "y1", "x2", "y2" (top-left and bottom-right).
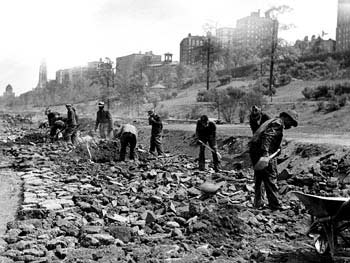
[{"x1": 314, "y1": 234, "x2": 330, "y2": 255}]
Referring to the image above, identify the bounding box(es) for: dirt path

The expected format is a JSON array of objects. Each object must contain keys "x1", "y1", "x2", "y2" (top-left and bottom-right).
[{"x1": 160, "y1": 124, "x2": 350, "y2": 147}]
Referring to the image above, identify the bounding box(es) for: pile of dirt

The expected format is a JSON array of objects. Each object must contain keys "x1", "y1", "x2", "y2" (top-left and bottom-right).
[
  {"x1": 14, "y1": 132, "x2": 46, "y2": 144},
  {"x1": 73, "y1": 139, "x2": 120, "y2": 163}
]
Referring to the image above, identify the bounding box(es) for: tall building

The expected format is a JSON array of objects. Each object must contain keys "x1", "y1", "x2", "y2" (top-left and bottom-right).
[
  {"x1": 179, "y1": 33, "x2": 205, "y2": 65},
  {"x1": 3, "y1": 84, "x2": 15, "y2": 98},
  {"x1": 216, "y1": 27, "x2": 236, "y2": 47},
  {"x1": 234, "y1": 10, "x2": 277, "y2": 49},
  {"x1": 55, "y1": 60, "x2": 100, "y2": 86},
  {"x1": 116, "y1": 51, "x2": 161, "y2": 76},
  {"x1": 37, "y1": 59, "x2": 48, "y2": 89},
  {"x1": 336, "y1": 0, "x2": 350, "y2": 51}
]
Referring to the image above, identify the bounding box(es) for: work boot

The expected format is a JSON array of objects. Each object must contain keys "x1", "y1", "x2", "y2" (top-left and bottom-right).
[{"x1": 198, "y1": 163, "x2": 205, "y2": 171}]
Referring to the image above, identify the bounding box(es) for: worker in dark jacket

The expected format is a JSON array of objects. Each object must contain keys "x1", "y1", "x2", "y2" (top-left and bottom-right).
[
  {"x1": 114, "y1": 123, "x2": 138, "y2": 161},
  {"x1": 64, "y1": 104, "x2": 79, "y2": 145},
  {"x1": 249, "y1": 110, "x2": 298, "y2": 210},
  {"x1": 249, "y1": 105, "x2": 271, "y2": 134},
  {"x1": 45, "y1": 108, "x2": 64, "y2": 141},
  {"x1": 95, "y1": 101, "x2": 113, "y2": 139},
  {"x1": 45, "y1": 108, "x2": 61, "y2": 127},
  {"x1": 196, "y1": 115, "x2": 220, "y2": 172},
  {"x1": 148, "y1": 110, "x2": 163, "y2": 156}
]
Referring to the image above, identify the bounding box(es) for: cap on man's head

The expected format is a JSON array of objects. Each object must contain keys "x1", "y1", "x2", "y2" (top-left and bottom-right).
[
  {"x1": 66, "y1": 104, "x2": 72, "y2": 108},
  {"x1": 252, "y1": 105, "x2": 261, "y2": 112},
  {"x1": 148, "y1": 110, "x2": 154, "y2": 115},
  {"x1": 98, "y1": 101, "x2": 105, "y2": 107},
  {"x1": 200, "y1": 115, "x2": 209, "y2": 122},
  {"x1": 279, "y1": 110, "x2": 298, "y2": 127}
]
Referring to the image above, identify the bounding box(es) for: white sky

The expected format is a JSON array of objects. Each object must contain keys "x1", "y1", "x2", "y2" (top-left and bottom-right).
[{"x1": 0, "y1": 0, "x2": 337, "y2": 95}]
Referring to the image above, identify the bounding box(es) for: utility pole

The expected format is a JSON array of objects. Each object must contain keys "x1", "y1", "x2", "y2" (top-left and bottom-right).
[
  {"x1": 268, "y1": 19, "x2": 278, "y2": 102},
  {"x1": 206, "y1": 37, "x2": 211, "y2": 90}
]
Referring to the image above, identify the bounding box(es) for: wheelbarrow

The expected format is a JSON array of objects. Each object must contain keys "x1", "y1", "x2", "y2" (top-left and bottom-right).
[{"x1": 292, "y1": 191, "x2": 350, "y2": 258}]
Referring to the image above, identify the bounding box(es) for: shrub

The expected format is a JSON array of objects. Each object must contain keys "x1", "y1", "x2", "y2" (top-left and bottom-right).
[
  {"x1": 239, "y1": 107, "x2": 246, "y2": 123},
  {"x1": 316, "y1": 101, "x2": 325, "y2": 112},
  {"x1": 325, "y1": 101, "x2": 340, "y2": 113},
  {"x1": 313, "y1": 85, "x2": 331, "y2": 99},
  {"x1": 302, "y1": 87, "x2": 313, "y2": 99},
  {"x1": 334, "y1": 82, "x2": 350, "y2": 95},
  {"x1": 337, "y1": 94, "x2": 347, "y2": 107}
]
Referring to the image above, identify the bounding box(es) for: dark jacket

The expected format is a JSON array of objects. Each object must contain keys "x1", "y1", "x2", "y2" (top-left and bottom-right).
[
  {"x1": 47, "y1": 112, "x2": 60, "y2": 126},
  {"x1": 249, "y1": 112, "x2": 270, "y2": 134},
  {"x1": 67, "y1": 108, "x2": 78, "y2": 127},
  {"x1": 95, "y1": 109, "x2": 113, "y2": 130},
  {"x1": 249, "y1": 118, "x2": 283, "y2": 165},
  {"x1": 149, "y1": 114, "x2": 163, "y2": 135},
  {"x1": 196, "y1": 120, "x2": 216, "y2": 140}
]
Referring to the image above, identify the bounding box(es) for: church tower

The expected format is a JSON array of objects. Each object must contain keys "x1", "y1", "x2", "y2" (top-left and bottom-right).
[{"x1": 37, "y1": 59, "x2": 47, "y2": 88}]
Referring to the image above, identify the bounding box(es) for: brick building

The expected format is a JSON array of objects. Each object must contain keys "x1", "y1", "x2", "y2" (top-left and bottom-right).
[
  {"x1": 234, "y1": 10, "x2": 277, "y2": 49},
  {"x1": 55, "y1": 60, "x2": 100, "y2": 86},
  {"x1": 116, "y1": 51, "x2": 161, "y2": 76},
  {"x1": 336, "y1": 0, "x2": 350, "y2": 51},
  {"x1": 179, "y1": 34, "x2": 205, "y2": 65},
  {"x1": 216, "y1": 27, "x2": 236, "y2": 47}
]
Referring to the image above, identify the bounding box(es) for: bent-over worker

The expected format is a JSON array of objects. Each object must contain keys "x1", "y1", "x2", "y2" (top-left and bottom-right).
[
  {"x1": 196, "y1": 115, "x2": 220, "y2": 172},
  {"x1": 115, "y1": 123, "x2": 138, "y2": 161}
]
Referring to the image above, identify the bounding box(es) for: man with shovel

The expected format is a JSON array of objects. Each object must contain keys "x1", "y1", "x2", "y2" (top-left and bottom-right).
[
  {"x1": 249, "y1": 110, "x2": 298, "y2": 210},
  {"x1": 196, "y1": 115, "x2": 220, "y2": 172}
]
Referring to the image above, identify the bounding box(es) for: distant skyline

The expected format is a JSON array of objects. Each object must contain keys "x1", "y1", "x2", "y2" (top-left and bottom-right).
[{"x1": 0, "y1": 0, "x2": 337, "y2": 95}]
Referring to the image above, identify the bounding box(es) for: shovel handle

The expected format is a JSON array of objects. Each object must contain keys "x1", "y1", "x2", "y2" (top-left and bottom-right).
[
  {"x1": 268, "y1": 149, "x2": 281, "y2": 160},
  {"x1": 198, "y1": 140, "x2": 221, "y2": 159}
]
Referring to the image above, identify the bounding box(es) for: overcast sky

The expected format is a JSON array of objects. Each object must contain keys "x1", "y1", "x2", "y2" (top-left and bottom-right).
[{"x1": 0, "y1": 0, "x2": 337, "y2": 95}]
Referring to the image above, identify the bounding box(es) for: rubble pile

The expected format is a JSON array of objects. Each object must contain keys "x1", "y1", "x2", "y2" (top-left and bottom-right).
[
  {"x1": 0, "y1": 131, "x2": 313, "y2": 263},
  {"x1": 2, "y1": 127, "x2": 350, "y2": 262}
]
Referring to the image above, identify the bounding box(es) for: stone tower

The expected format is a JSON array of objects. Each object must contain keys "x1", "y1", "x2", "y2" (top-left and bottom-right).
[{"x1": 37, "y1": 59, "x2": 47, "y2": 89}]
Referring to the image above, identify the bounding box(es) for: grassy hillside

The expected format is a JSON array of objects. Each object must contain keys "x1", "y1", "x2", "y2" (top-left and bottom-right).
[{"x1": 10, "y1": 77, "x2": 350, "y2": 133}]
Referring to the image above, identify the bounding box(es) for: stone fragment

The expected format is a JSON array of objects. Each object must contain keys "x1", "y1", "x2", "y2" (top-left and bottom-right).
[
  {"x1": 107, "y1": 226, "x2": 132, "y2": 243},
  {"x1": 166, "y1": 221, "x2": 180, "y2": 228}
]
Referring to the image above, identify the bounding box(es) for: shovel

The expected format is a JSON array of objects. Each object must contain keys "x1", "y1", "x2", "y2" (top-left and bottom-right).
[
  {"x1": 199, "y1": 181, "x2": 226, "y2": 194},
  {"x1": 254, "y1": 149, "x2": 281, "y2": 171},
  {"x1": 197, "y1": 140, "x2": 222, "y2": 160}
]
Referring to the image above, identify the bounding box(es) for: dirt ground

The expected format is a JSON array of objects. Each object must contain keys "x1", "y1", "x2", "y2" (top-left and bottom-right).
[{"x1": 2, "y1": 117, "x2": 350, "y2": 262}]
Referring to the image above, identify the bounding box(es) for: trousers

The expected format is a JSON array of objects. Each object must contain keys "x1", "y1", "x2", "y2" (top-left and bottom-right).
[
  {"x1": 99, "y1": 123, "x2": 111, "y2": 139},
  {"x1": 120, "y1": 132, "x2": 137, "y2": 161},
  {"x1": 198, "y1": 137, "x2": 219, "y2": 170},
  {"x1": 253, "y1": 158, "x2": 279, "y2": 208},
  {"x1": 150, "y1": 134, "x2": 163, "y2": 155}
]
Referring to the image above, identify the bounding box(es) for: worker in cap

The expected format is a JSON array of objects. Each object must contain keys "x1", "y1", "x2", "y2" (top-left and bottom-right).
[
  {"x1": 249, "y1": 105, "x2": 271, "y2": 134},
  {"x1": 148, "y1": 109, "x2": 163, "y2": 156},
  {"x1": 249, "y1": 110, "x2": 298, "y2": 210},
  {"x1": 64, "y1": 104, "x2": 79, "y2": 145},
  {"x1": 95, "y1": 101, "x2": 113, "y2": 139}
]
